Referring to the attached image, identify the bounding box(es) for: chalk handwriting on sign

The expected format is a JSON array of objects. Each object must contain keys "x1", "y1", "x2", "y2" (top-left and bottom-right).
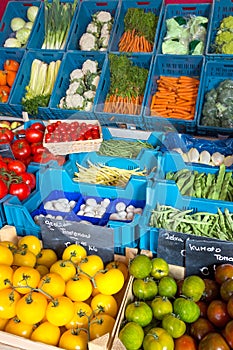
[{"x1": 39, "y1": 217, "x2": 114, "y2": 263}]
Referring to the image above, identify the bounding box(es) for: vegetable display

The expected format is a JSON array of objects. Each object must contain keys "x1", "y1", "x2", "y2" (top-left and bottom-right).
[
  {"x1": 103, "y1": 54, "x2": 149, "y2": 115},
  {"x1": 200, "y1": 79, "x2": 233, "y2": 129},
  {"x1": 3, "y1": 6, "x2": 39, "y2": 48},
  {"x1": 162, "y1": 15, "x2": 208, "y2": 55},
  {"x1": 98, "y1": 139, "x2": 154, "y2": 158},
  {"x1": 22, "y1": 58, "x2": 61, "y2": 116},
  {"x1": 118, "y1": 8, "x2": 159, "y2": 53},
  {"x1": 0, "y1": 59, "x2": 20, "y2": 103},
  {"x1": 150, "y1": 75, "x2": 200, "y2": 120},
  {"x1": 214, "y1": 15, "x2": 233, "y2": 54},
  {"x1": 42, "y1": 0, "x2": 78, "y2": 50},
  {"x1": 79, "y1": 11, "x2": 113, "y2": 51},
  {"x1": 59, "y1": 59, "x2": 101, "y2": 111}
]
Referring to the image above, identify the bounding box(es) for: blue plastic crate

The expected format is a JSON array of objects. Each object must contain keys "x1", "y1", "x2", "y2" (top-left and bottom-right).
[
  {"x1": 139, "y1": 179, "x2": 233, "y2": 254},
  {"x1": 143, "y1": 54, "x2": 204, "y2": 133},
  {"x1": 109, "y1": 0, "x2": 164, "y2": 54},
  {"x1": 0, "y1": 49, "x2": 25, "y2": 116},
  {"x1": 49, "y1": 51, "x2": 107, "y2": 120},
  {"x1": 157, "y1": 2, "x2": 212, "y2": 56},
  {"x1": 67, "y1": 0, "x2": 121, "y2": 52},
  {"x1": 206, "y1": 0, "x2": 233, "y2": 58},
  {"x1": 0, "y1": 1, "x2": 41, "y2": 50},
  {"x1": 27, "y1": 0, "x2": 79, "y2": 51},
  {"x1": 94, "y1": 53, "x2": 153, "y2": 128},
  {"x1": 197, "y1": 59, "x2": 233, "y2": 137},
  {"x1": 9, "y1": 50, "x2": 64, "y2": 119}
]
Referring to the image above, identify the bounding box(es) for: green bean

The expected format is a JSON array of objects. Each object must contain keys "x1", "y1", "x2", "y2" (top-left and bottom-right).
[
  {"x1": 210, "y1": 164, "x2": 226, "y2": 200},
  {"x1": 220, "y1": 172, "x2": 232, "y2": 201},
  {"x1": 98, "y1": 139, "x2": 154, "y2": 158}
]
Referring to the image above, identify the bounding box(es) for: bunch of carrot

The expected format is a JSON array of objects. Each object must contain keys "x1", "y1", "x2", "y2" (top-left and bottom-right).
[
  {"x1": 150, "y1": 75, "x2": 200, "y2": 120},
  {"x1": 119, "y1": 29, "x2": 153, "y2": 53},
  {"x1": 103, "y1": 93, "x2": 143, "y2": 115}
]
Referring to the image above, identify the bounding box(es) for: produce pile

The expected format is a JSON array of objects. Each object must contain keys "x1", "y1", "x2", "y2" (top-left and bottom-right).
[
  {"x1": 214, "y1": 15, "x2": 233, "y2": 54},
  {"x1": 118, "y1": 8, "x2": 159, "y2": 53},
  {"x1": 200, "y1": 79, "x2": 233, "y2": 129},
  {"x1": 98, "y1": 139, "x2": 154, "y2": 158},
  {"x1": 162, "y1": 15, "x2": 208, "y2": 55},
  {"x1": 118, "y1": 254, "x2": 233, "y2": 350},
  {"x1": 0, "y1": 235, "x2": 128, "y2": 348},
  {"x1": 103, "y1": 54, "x2": 149, "y2": 115},
  {"x1": 0, "y1": 59, "x2": 20, "y2": 103}
]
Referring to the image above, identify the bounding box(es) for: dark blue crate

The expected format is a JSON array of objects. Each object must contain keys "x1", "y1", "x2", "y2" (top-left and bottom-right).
[
  {"x1": 49, "y1": 51, "x2": 107, "y2": 120},
  {"x1": 27, "y1": 0, "x2": 79, "y2": 51},
  {"x1": 9, "y1": 50, "x2": 64, "y2": 119},
  {"x1": 143, "y1": 54, "x2": 204, "y2": 133},
  {"x1": 206, "y1": 0, "x2": 233, "y2": 58},
  {"x1": 157, "y1": 3, "x2": 212, "y2": 56},
  {"x1": 0, "y1": 1, "x2": 41, "y2": 50},
  {"x1": 0, "y1": 49, "x2": 25, "y2": 116},
  {"x1": 67, "y1": 0, "x2": 121, "y2": 52},
  {"x1": 109, "y1": 0, "x2": 164, "y2": 54},
  {"x1": 94, "y1": 53, "x2": 153, "y2": 128},
  {"x1": 197, "y1": 59, "x2": 233, "y2": 137}
]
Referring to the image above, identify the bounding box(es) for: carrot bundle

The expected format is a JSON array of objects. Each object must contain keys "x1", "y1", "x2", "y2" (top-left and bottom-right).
[
  {"x1": 103, "y1": 94, "x2": 144, "y2": 115},
  {"x1": 150, "y1": 75, "x2": 200, "y2": 120},
  {"x1": 118, "y1": 30, "x2": 153, "y2": 53}
]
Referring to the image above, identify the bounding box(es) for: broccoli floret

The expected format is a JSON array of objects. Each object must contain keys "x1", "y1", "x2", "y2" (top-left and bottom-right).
[
  {"x1": 222, "y1": 40, "x2": 233, "y2": 54},
  {"x1": 215, "y1": 16, "x2": 233, "y2": 53},
  {"x1": 220, "y1": 15, "x2": 233, "y2": 30}
]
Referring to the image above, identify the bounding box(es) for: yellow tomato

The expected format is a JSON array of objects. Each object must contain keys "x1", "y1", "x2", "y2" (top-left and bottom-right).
[
  {"x1": 91, "y1": 293, "x2": 118, "y2": 318},
  {"x1": 5, "y1": 316, "x2": 35, "y2": 338},
  {"x1": 36, "y1": 248, "x2": 58, "y2": 268},
  {"x1": 65, "y1": 301, "x2": 92, "y2": 329},
  {"x1": 30, "y1": 321, "x2": 61, "y2": 346},
  {"x1": 78, "y1": 255, "x2": 104, "y2": 278},
  {"x1": 0, "y1": 241, "x2": 17, "y2": 251},
  {"x1": 35, "y1": 264, "x2": 49, "y2": 277},
  {"x1": 65, "y1": 274, "x2": 93, "y2": 302},
  {"x1": 0, "y1": 245, "x2": 14, "y2": 266},
  {"x1": 0, "y1": 317, "x2": 8, "y2": 330},
  {"x1": 16, "y1": 291, "x2": 48, "y2": 325},
  {"x1": 13, "y1": 249, "x2": 36, "y2": 268},
  {"x1": 38, "y1": 272, "x2": 66, "y2": 298},
  {"x1": 18, "y1": 235, "x2": 42, "y2": 256},
  {"x1": 105, "y1": 260, "x2": 129, "y2": 281},
  {"x1": 89, "y1": 314, "x2": 115, "y2": 341},
  {"x1": 13, "y1": 266, "x2": 40, "y2": 294},
  {"x1": 0, "y1": 264, "x2": 13, "y2": 290},
  {"x1": 46, "y1": 296, "x2": 75, "y2": 327},
  {"x1": 0, "y1": 288, "x2": 21, "y2": 319},
  {"x1": 50, "y1": 260, "x2": 76, "y2": 282},
  {"x1": 62, "y1": 244, "x2": 87, "y2": 264},
  {"x1": 59, "y1": 329, "x2": 88, "y2": 350},
  {"x1": 94, "y1": 268, "x2": 125, "y2": 295}
]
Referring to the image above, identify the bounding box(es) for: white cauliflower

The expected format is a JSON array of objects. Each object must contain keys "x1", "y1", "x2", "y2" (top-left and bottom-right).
[
  {"x1": 84, "y1": 90, "x2": 96, "y2": 101},
  {"x1": 99, "y1": 33, "x2": 110, "y2": 48},
  {"x1": 82, "y1": 59, "x2": 98, "y2": 75},
  {"x1": 86, "y1": 21, "x2": 99, "y2": 36},
  {"x1": 79, "y1": 32, "x2": 97, "y2": 51},
  {"x1": 65, "y1": 94, "x2": 85, "y2": 109},
  {"x1": 101, "y1": 22, "x2": 111, "y2": 36},
  {"x1": 70, "y1": 68, "x2": 84, "y2": 82},
  {"x1": 66, "y1": 81, "x2": 85, "y2": 95},
  {"x1": 84, "y1": 101, "x2": 93, "y2": 111},
  {"x1": 93, "y1": 11, "x2": 112, "y2": 24}
]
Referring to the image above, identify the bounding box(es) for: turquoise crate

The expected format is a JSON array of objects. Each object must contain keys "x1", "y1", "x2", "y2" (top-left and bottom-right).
[
  {"x1": 206, "y1": 0, "x2": 233, "y2": 58},
  {"x1": 139, "y1": 179, "x2": 233, "y2": 254},
  {"x1": 143, "y1": 54, "x2": 204, "y2": 133},
  {"x1": 197, "y1": 59, "x2": 233, "y2": 137},
  {"x1": 109, "y1": 0, "x2": 164, "y2": 54},
  {"x1": 0, "y1": 49, "x2": 25, "y2": 116},
  {"x1": 157, "y1": 2, "x2": 212, "y2": 56},
  {"x1": 67, "y1": 0, "x2": 121, "y2": 52},
  {"x1": 49, "y1": 51, "x2": 107, "y2": 120},
  {"x1": 9, "y1": 50, "x2": 64, "y2": 119},
  {"x1": 0, "y1": 1, "x2": 41, "y2": 50},
  {"x1": 94, "y1": 53, "x2": 153, "y2": 128},
  {"x1": 27, "y1": 0, "x2": 79, "y2": 51}
]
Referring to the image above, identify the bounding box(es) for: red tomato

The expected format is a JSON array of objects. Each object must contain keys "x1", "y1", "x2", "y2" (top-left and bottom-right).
[
  {"x1": 21, "y1": 172, "x2": 36, "y2": 190},
  {"x1": 0, "y1": 179, "x2": 8, "y2": 199},
  {"x1": 30, "y1": 122, "x2": 45, "y2": 132},
  {"x1": 7, "y1": 160, "x2": 26, "y2": 175},
  {"x1": 0, "y1": 128, "x2": 14, "y2": 142},
  {"x1": 0, "y1": 160, "x2": 8, "y2": 171},
  {"x1": 190, "y1": 317, "x2": 215, "y2": 342},
  {"x1": 199, "y1": 332, "x2": 230, "y2": 350},
  {"x1": 9, "y1": 183, "x2": 31, "y2": 201},
  {"x1": 11, "y1": 140, "x2": 31, "y2": 160},
  {"x1": 46, "y1": 124, "x2": 55, "y2": 133},
  {"x1": 174, "y1": 334, "x2": 197, "y2": 350},
  {"x1": 31, "y1": 143, "x2": 46, "y2": 155},
  {"x1": 25, "y1": 128, "x2": 44, "y2": 144},
  {"x1": 223, "y1": 320, "x2": 233, "y2": 348},
  {"x1": 32, "y1": 151, "x2": 53, "y2": 164},
  {"x1": 207, "y1": 299, "x2": 231, "y2": 328}
]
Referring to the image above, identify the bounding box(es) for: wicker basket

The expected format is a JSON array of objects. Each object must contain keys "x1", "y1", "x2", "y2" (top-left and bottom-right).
[{"x1": 43, "y1": 119, "x2": 103, "y2": 155}]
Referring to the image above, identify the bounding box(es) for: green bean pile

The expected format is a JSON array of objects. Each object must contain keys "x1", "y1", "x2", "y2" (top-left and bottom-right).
[
  {"x1": 98, "y1": 139, "x2": 154, "y2": 158},
  {"x1": 166, "y1": 164, "x2": 233, "y2": 201},
  {"x1": 150, "y1": 204, "x2": 233, "y2": 241}
]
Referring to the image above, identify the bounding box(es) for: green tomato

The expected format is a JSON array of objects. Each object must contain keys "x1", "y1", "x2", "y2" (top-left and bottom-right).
[
  {"x1": 151, "y1": 296, "x2": 173, "y2": 321},
  {"x1": 143, "y1": 327, "x2": 174, "y2": 350},
  {"x1": 119, "y1": 321, "x2": 144, "y2": 350},
  {"x1": 173, "y1": 297, "x2": 200, "y2": 323},
  {"x1": 125, "y1": 301, "x2": 153, "y2": 327},
  {"x1": 182, "y1": 275, "x2": 205, "y2": 302},
  {"x1": 129, "y1": 255, "x2": 152, "y2": 279},
  {"x1": 158, "y1": 276, "x2": 177, "y2": 298},
  {"x1": 151, "y1": 258, "x2": 169, "y2": 280},
  {"x1": 133, "y1": 277, "x2": 158, "y2": 301},
  {"x1": 162, "y1": 314, "x2": 186, "y2": 339}
]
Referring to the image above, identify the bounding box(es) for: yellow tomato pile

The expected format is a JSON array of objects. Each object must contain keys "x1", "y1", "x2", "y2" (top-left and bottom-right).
[{"x1": 0, "y1": 236, "x2": 128, "y2": 350}]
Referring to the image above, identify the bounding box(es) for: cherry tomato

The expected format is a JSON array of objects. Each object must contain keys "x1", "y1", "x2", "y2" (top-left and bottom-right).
[
  {"x1": 46, "y1": 124, "x2": 55, "y2": 133},
  {"x1": 7, "y1": 160, "x2": 26, "y2": 175},
  {"x1": 25, "y1": 128, "x2": 44, "y2": 144},
  {"x1": 11, "y1": 140, "x2": 31, "y2": 160},
  {"x1": 21, "y1": 172, "x2": 36, "y2": 190},
  {"x1": 9, "y1": 182, "x2": 31, "y2": 201}
]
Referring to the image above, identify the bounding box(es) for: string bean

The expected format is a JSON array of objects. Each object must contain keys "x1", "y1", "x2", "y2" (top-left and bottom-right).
[{"x1": 97, "y1": 139, "x2": 154, "y2": 158}]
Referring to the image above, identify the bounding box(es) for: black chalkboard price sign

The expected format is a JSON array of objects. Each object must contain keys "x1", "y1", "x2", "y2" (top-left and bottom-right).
[
  {"x1": 185, "y1": 238, "x2": 233, "y2": 278},
  {"x1": 0, "y1": 143, "x2": 15, "y2": 159},
  {"x1": 39, "y1": 217, "x2": 115, "y2": 264}
]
